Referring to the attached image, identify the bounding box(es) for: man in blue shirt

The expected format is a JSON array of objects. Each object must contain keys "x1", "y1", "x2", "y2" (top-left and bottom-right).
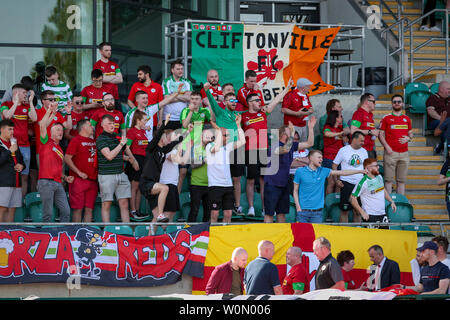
[
  {"x1": 293, "y1": 149, "x2": 367, "y2": 223},
  {"x1": 263, "y1": 119, "x2": 316, "y2": 223},
  {"x1": 244, "y1": 240, "x2": 282, "y2": 295}
]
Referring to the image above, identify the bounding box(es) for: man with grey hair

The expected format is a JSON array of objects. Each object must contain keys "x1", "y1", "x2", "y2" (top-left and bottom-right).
[
  {"x1": 313, "y1": 237, "x2": 345, "y2": 290},
  {"x1": 282, "y1": 246, "x2": 309, "y2": 294},
  {"x1": 361, "y1": 244, "x2": 400, "y2": 291},
  {"x1": 426, "y1": 80, "x2": 450, "y2": 132},
  {"x1": 206, "y1": 247, "x2": 248, "y2": 295},
  {"x1": 281, "y1": 77, "x2": 315, "y2": 142},
  {"x1": 244, "y1": 240, "x2": 282, "y2": 295}
]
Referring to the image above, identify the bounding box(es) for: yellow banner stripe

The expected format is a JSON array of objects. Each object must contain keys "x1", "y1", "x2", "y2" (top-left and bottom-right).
[
  {"x1": 205, "y1": 224, "x2": 294, "y2": 267},
  {"x1": 312, "y1": 224, "x2": 416, "y2": 272}
]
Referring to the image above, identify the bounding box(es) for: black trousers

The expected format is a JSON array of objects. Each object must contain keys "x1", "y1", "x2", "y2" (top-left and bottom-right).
[
  {"x1": 188, "y1": 185, "x2": 210, "y2": 222},
  {"x1": 421, "y1": 0, "x2": 437, "y2": 27}
]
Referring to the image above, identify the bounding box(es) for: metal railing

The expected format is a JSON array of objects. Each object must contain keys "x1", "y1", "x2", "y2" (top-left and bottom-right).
[
  {"x1": 164, "y1": 19, "x2": 366, "y2": 94},
  {"x1": 406, "y1": 8, "x2": 450, "y2": 82}
]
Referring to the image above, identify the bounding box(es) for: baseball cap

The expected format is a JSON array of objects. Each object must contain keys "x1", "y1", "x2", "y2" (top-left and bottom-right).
[
  {"x1": 296, "y1": 78, "x2": 313, "y2": 88},
  {"x1": 416, "y1": 241, "x2": 438, "y2": 252}
]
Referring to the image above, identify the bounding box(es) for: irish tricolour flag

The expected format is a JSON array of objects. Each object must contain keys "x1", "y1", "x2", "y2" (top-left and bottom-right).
[{"x1": 191, "y1": 23, "x2": 340, "y2": 102}]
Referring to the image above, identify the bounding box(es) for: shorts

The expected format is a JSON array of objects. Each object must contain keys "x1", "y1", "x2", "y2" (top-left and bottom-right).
[
  {"x1": 19, "y1": 146, "x2": 30, "y2": 175},
  {"x1": 367, "y1": 149, "x2": 377, "y2": 160},
  {"x1": 125, "y1": 154, "x2": 145, "y2": 182},
  {"x1": 69, "y1": 178, "x2": 98, "y2": 209},
  {"x1": 383, "y1": 151, "x2": 409, "y2": 183},
  {"x1": 98, "y1": 172, "x2": 131, "y2": 202},
  {"x1": 245, "y1": 149, "x2": 268, "y2": 180},
  {"x1": 0, "y1": 187, "x2": 22, "y2": 208},
  {"x1": 367, "y1": 214, "x2": 389, "y2": 223},
  {"x1": 148, "y1": 184, "x2": 180, "y2": 212},
  {"x1": 230, "y1": 146, "x2": 245, "y2": 177},
  {"x1": 340, "y1": 181, "x2": 356, "y2": 211},
  {"x1": 263, "y1": 184, "x2": 290, "y2": 216},
  {"x1": 208, "y1": 186, "x2": 235, "y2": 211}
]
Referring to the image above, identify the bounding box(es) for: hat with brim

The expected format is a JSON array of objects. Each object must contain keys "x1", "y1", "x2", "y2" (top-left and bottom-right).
[{"x1": 416, "y1": 241, "x2": 438, "y2": 252}]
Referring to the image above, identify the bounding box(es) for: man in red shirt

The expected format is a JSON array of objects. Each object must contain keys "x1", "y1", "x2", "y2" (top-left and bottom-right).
[
  {"x1": 34, "y1": 90, "x2": 72, "y2": 158},
  {"x1": 205, "y1": 247, "x2": 248, "y2": 295},
  {"x1": 64, "y1": 119, "x2": 98, "y2": 223},
  {"x1": 90, "y1": 93, "x2": 126, "y2": 138},
  {"x1": 379, "y1": 94, "x2": 413, "y2": 195},
  {"x1": 237, "y1": 70, "x2": 265, "y2": 109},
  {"x1": 200, "y1": 69, "x2": 223, "y2": 107},
  {"x1": 81, "y1": 69, "x2": 119, "y2": 112},
  {"x1": 93, "y1": 42, "x2": 123, "y2": 93},
  {"x1": 336, "y1": 250, "x2": 358, "y2": 290},
  {"x1": 37, "y1": 104, "x2": 74, "y2": 222},
  {"x1": 241, "y1": 79, "x2": 293, "y2": 216},
  {"x1": 351, "y1": 93, "x2": 378, "y2": 159},
  {"x1": 281, "y1": 78, "x2": 315, "y2": 142},
  {"x1": 282, "y1": 246, "x2": 309, "y2": 294},
  {"x1": 127, "y1": 65, "x2": 164, "y2": 129},
  {"x1": 1, "y1": 83, "x2": 37, "y2": 197},
  {"x1": 64, "y1": 94, "x2": 90, "y2": 141}
]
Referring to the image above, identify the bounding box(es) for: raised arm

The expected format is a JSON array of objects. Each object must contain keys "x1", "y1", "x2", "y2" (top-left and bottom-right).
[{"x1": 265, "y1": 78, "x2": 294, "y2": 114}]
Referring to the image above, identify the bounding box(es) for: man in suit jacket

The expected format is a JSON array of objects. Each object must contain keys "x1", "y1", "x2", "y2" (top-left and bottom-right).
[
  {"x1": 362, "y1": 244, "x2": 401, "y2": 291},
  {"x1": 205, "y1": 247, "x2": 248, "y2": 295}
]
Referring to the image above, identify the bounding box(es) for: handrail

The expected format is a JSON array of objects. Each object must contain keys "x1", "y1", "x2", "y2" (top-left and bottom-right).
[
  {"x1": 378, "y1": 0, "x2": 403, "y2": 22},
  {"x1": 381, "y1": 17, "x2": 409, "y2": 93},
  {"x1": 407, "y1": 8, "x2": 449, "y2": 82}
]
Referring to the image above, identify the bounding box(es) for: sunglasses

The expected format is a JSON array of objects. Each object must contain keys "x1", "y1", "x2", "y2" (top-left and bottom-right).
[
  {"x1": 392, "y1": 100, "x2": 402, "y2": 104},
  {"x1": 227, "y1": 99, "x2": 238, "y2": 103},
  {"x1": 103, "y1": 98, "x2": 114, "y2": 102},
  {"x1": 43, "y1": 98, "x2": 56, "y2": 102},
  {"x1": 74, "y1": 101, "x2": 83, "y2": 105},
  {"x1": 249, "y1": 99, "x2": 261, "y2": 103},
  {"x1": 368, "y1": 99, "x2": 376, "y2": 103}
]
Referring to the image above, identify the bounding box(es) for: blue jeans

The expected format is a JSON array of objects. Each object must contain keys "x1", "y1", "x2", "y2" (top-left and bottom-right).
[{"x1": 296, "y1": 210, "x2": 323, "y2": 223}]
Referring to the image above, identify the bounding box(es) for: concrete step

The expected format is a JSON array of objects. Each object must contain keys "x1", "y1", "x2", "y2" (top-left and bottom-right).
[
  {"x1": 378, "y1": 154, "x2": 442, "y2": 162},
  {"x1": 382, "y1": 7, "x2": 422, "y2": 14},
  {"x1": 376, "y1": 146, "x2": 433, "y2": 155},
  {"x1": 413, "y1": 204, "x2": 448, "y2": 215},
  {"x1": 404, "y1": 46, "x2": 447, "y2": 54},
  {"x1": 414, "y1": 213, "x2": 449, "y2": 220},
  {"x1": 407, "y1": 193, "x2": 445, "y2": 205},
  {"x1": 368, "y1": 1, "x2": 415, "y2": 7},
  {"x1": 392, "y1": 30, "x2": 441, "y2": 37},
  {"x1": 407, "y1": 164, "x2": 442, "y2": 175},
  {"x1": 375, "y1": 137, "x2": 427, "y2": 147},
  {"x1": 410, "y1": 60, "x2": 448, "y2": 67},
  {"x1": 393, "y1": 184, "x2": 445, "y2": 192}
]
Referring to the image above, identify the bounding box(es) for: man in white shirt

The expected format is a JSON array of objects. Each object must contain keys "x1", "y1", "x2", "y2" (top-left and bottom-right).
[
  {"x1": 206, "y1": 115, "x2": 246, "y2": 223},
  {"x1": 332, "y1": 131, "x2": 368, "y2": 222}
]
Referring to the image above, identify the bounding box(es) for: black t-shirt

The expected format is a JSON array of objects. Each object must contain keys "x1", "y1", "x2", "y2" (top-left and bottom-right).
[
  {"x1": 439, "y1": 159, "x2": 450, "y2": 197},
  {"x1": 420, "y1": 261, "x2": 450, "y2": 293},
  {"x1": 315, "y1": 254, "x2": 344, "y2": 290},
  {"x1": 244, "y1": 257, "x2": 280, "y2": 295}
]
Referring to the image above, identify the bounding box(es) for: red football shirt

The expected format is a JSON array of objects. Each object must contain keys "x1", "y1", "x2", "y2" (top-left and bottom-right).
[
  {"x1": 65, "y1": 135, "x2": 97, "y2": 180},
  {"x1": 68, "y1": 110, "x2": 90, "y2": 138},
  {"x1": 200, "y1": 85, "x2": 223, "y2": 107},
  {"x1": 0, "y1": 101, "x2": 31, "y2": 147},
  {"x1": 128, "y1": 81, "x2": 164, "y2": 126},
  {"x1": 342, "y1": 268, "x2": 358, "y2": 290},
  {"x1": 323, "y1": 124, "x2": 344, "y2": 160},
  {"x1": 81, "y1": 83, "x2": 119, "y2": 105},
  {"x1": 282, "y1": 89, "x2": 312, "y2": 127},
  {"x1": 126, "y1": 127, "x2": 148, "y2": 157},
  {"x1": 351, "y1": 107, "x2": 376, "y2": 151},
  {"x1": 241, "y1": 111, "x2": 268, "y2": 151},
  {"x1": 34, "y1": 107, "x2": 66, "y2": 154},
  {"x1": 282, "y1": 263, "x2": 310, "y2": 294},
  {"x1": 237, "y1": 84, "x2": 265, "y2": 109},
  {"x1": 90, "y1": 108, "x2": 125, "y2": 138},
  {"x1": 38, "y1": 135, "x2": 64, "y2": 183},
  {"x1": 379, "y1": 113, "x2": 412, "y2": 153},
  {"x1": 93, "y1": 59, "x2": 121, "y2": 92}
]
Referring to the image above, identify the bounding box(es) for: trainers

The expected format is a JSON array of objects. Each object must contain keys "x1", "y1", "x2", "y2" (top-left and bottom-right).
[
  {"x1": 429, "y1": 26, "x2": 440, "y2": 32},
  {"x1": 234, "y1": 206, "x2": 244, "y2": 215},
  {"x1": 130, "y1": 211, "x2": 141, "y2": 220},
  {"x1": 247, "y1": 207, "x2": 255, "y2": 217},
  {"x1": 419, "y1": 25, "x2": 430, "y2": 31},
  {"x1": 156, "y1": 214, "x2": 169, "y2": 223},
  {"x1": 434, "y1": 143, "x2": 442, "y2": 155}
]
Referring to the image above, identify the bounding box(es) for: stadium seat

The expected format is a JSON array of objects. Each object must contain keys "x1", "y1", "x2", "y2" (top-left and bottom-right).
[
  {"x1": 240, "y1": 175, "x2": 247, "y2": 193},
  {"x1": 14, "y1": 206, "x2": 27, "y2": 223},
  {"x1": 181, "y1": 175, "x2": 191, "y2": 193},
  {"x1": 283, "y1": 205, "x2": 297, "y2": 223},
  {"x1": 242, "y1": 192, "x2": 264, "y2": 221},
  {"x1": 402, "y1": 225, "x2": 434, "y2": 237},
  {"x1": 93, "y1": 196, "x2": 119, "y2": 223},
  {"x1": 404, "y1": 82, "x2": 429, "y2": 105},
  {"x1": 134, "y1": 225, "x2": 152, "y2": 237},
  {"x1": 387, "y1": 202, "x2": 414, "y2": 223},
  {"x1": 104, "y1": 225, "x2": 134, "y2": 236},
  {"x1": 429, "y1": 83, "x2": 439, "y2": 95},
  {"x1": 164, "y1": 225, "x2": 185, "y2": 234},
  {"x1": 389, "y1": 225, "x2": 403, "y2": 231},
  {"x1": 25, "y1": 192, "x2": 57, "y2": 222},
  {"x1": 179, "y1": 192, "x2": 191, "y2": 209},
  {"x1": 324, "y1": 193, "x2": 354, "y2": 222},
  {"x1": 389, "y1": 193, "x2": 410, "y2": 205}
]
